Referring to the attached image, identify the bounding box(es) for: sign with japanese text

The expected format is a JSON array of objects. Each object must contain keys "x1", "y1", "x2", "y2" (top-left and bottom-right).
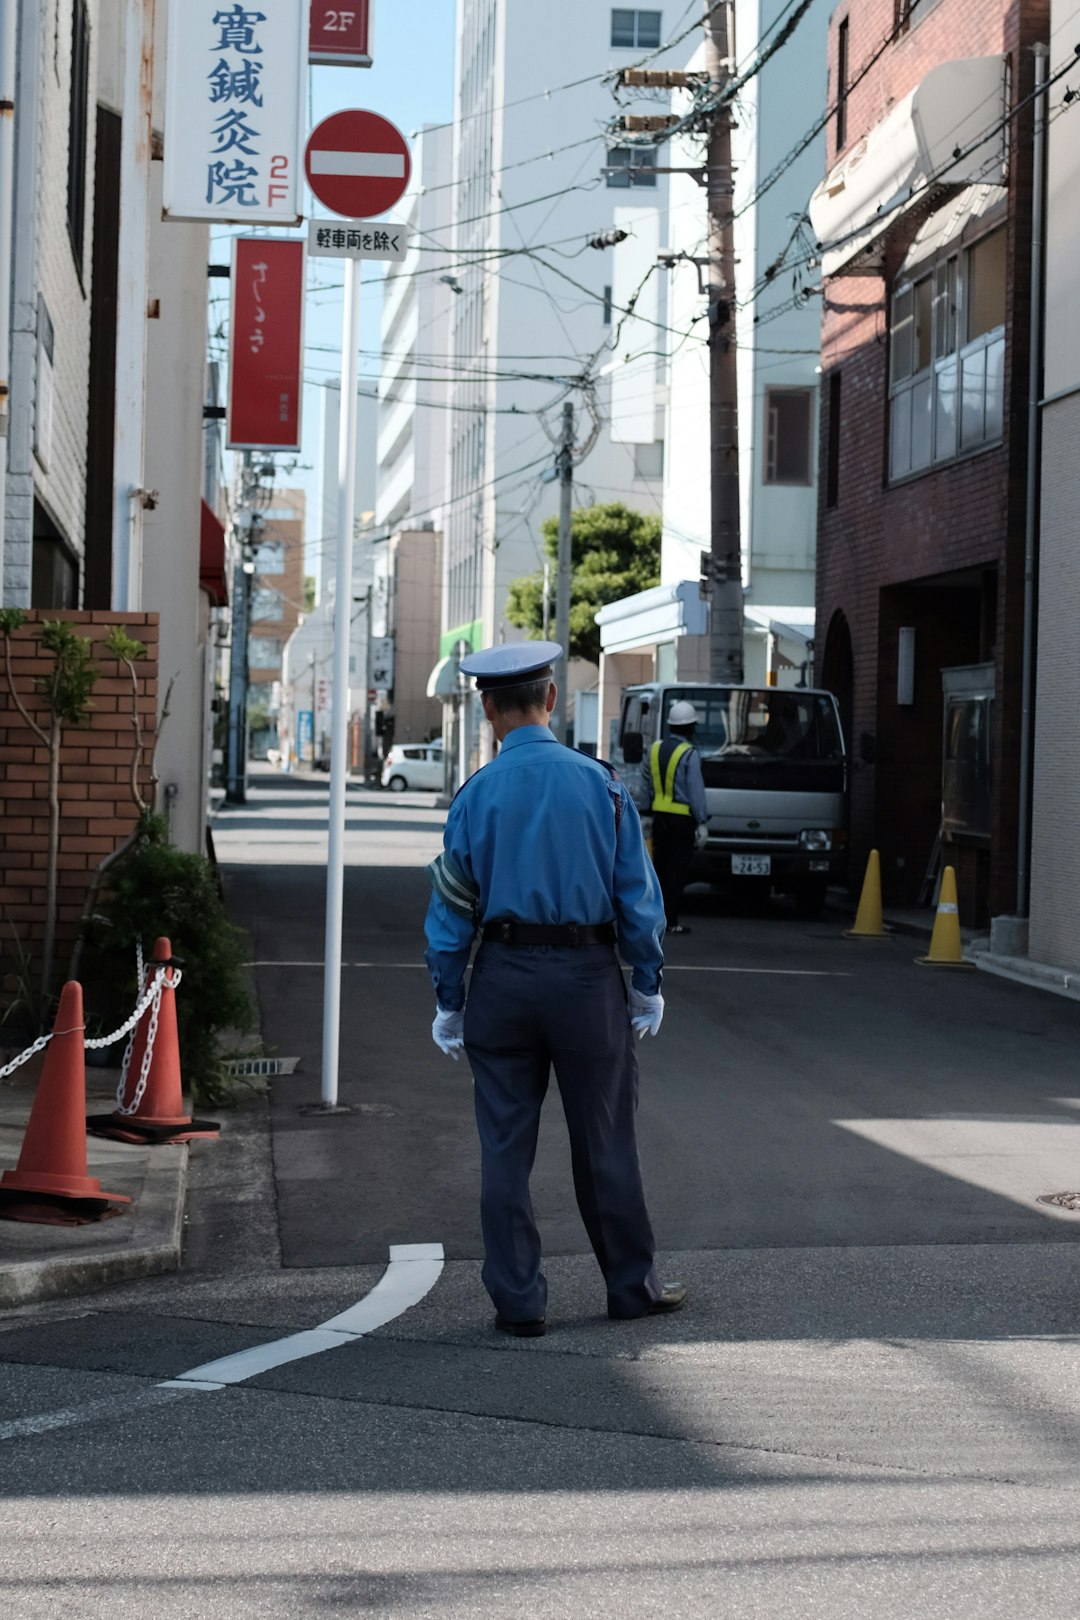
[
  {"x1": 310, "y1": 1, "x2": 372, "y2": 66},
  {"x1": 227, "y1": 237, "x2": 305, "y2": 450},
  {"x1": 308, "y1": 219, "x2": 407, "y2": 261},
  {"x1": 163, "y1": 2, "x2": 307, "y2": 223},
  {"x1": 370, "y1": 637, "x2": 394, "y2": 691}
]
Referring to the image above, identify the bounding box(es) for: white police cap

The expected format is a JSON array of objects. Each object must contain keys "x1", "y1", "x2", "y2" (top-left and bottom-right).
[{"x1": 459, "y1": 640, "x2": 563, "y2": 690}]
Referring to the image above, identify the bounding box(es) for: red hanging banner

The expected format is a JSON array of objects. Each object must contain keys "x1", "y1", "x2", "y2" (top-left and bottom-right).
[
  {"x1": 310, "y1": 1, "x2": 373, "y2": 67},
  {"x1": 227, "y1": 238, "x2": 305, "y2": 452}
]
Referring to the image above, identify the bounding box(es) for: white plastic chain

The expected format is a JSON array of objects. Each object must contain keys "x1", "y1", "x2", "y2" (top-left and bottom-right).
[
  {"x1": 0, "y1": 942, "x2": 181, "y2": 1093},
  {"x1": 0, "y1": 1031, "x2": 56, "y2": 1082},
  {"x1": 114, "y1": 963, "x2": 183, "y2": 1116}
]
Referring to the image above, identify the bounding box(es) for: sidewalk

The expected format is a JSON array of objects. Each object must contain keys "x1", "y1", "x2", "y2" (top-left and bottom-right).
[
  {"x1": 0, "y1": 1062, "x2": 188, "y2": 1310},
  {"x1": 826, "y1": 887, "x2": 1080, "y2": 1002}
]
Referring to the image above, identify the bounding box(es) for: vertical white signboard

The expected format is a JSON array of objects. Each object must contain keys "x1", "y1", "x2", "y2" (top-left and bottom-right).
[{"x1": 163, "y1": 2, "x2": 307, "y2": 224}]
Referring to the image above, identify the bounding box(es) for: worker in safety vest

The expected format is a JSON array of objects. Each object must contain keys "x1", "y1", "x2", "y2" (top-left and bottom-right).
[{"x1": 642, "y1": 700, "x2": 709, "y2": 936}]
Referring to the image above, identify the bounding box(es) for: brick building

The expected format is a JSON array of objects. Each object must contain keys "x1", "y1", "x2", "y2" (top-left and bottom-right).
[
  {"x1": 0, "y1": 611, "x2": 157, "y2": 983},
  {"x1": 810, "y1": 0, "x2": 1048, "y2": 923}
]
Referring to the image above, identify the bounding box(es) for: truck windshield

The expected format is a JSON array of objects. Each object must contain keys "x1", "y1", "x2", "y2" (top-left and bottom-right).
[{"x1": 665, "y1": 690, "x2": 843, "y2": 762}]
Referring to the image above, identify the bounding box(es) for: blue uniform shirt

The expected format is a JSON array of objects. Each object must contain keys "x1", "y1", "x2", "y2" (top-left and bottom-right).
[{"x1": 424, "y1": 725, "x2": 665, "y2": 1010}]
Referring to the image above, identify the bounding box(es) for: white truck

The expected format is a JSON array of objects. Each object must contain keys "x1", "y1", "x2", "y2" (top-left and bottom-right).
[{"x1": 613, "y1": 682, "x2": 848, "y2": 919}]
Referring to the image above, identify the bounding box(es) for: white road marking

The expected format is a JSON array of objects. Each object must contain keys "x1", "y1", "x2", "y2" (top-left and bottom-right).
[
  {"x1": 248, "y1": 961, "x2": 848, "y2": 976},
  {"x1": 0, "y1": 1385, "x2": 202, "y2": 1444},
  {"x1": 162, "y1": 1243, "x2": 444, "y2": 1391},
  {"x1": 249, "y1": 961, "x2": 428, "y2": 968},
  {"x1": 661, "y1": 966, "x2": 852, "y2": 977},
  {"x1": 309, "y1": 150, "x2": 406, "y2": 178}
]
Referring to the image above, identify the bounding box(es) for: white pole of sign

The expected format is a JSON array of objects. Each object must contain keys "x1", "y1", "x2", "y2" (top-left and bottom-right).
[{"x1": 321, "y1": 255, "x2": 361, "y2": 1109}]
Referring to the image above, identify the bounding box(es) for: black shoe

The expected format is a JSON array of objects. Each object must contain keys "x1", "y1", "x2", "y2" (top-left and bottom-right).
[
  {"x1": 495, "y1": 1315, "x2": 546, "y2": 1338},
  {"x1": 609, "y1": 1284, "x2": 688, "y2": 1320},
  {"x1": 667, "y1": 924, "x2": 691, "y2": 936}
]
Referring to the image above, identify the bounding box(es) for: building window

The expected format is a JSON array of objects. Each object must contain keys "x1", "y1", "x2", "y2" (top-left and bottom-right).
[
  {"x1": 602, "y1": 285, "x2": 613, "y2": 324},
  {"x1": 895, "y1": 0, "x2": 944, "y2": 35},
  {"x1": 611, "y1": 9, "x2": 662, "y2": 48},
  {"x1": 826, "y1": 371, "x2": 842, "y2": 508},
  {"x1": 249, "y1": 637, "x2": 282, "y2": 670},
  {"x1": 836, "y1": 18, "x2": 849, "y2": 150},
  {"x1": 634, "y1": 441, "x2": 664, "y2": 480},
  {"x1": 253, "y1": 539, "x2": 285, "y2": 573},
  {"x1": 67, "y1": 0, "x2": 90, "y2": 269},
  {"x1": 606, "y1": 146, "x2": 657, "y2": 188},
  {"x1": 251, "y1": 587, "x2": 284, "y2": 622},
  {"x1": 764, "y1": 388, "x2": 814, "y2": 485},
  {"x1": 889, "y1": 225, "x2": 1005, "y2": 482}
]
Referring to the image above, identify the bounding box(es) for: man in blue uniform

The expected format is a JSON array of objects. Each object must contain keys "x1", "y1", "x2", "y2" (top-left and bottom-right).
[
  {"x1": 424, "y1": 642, "x2": 686, "y2": 1337},
  {"x1": 643, "y1": 700, "x2": 709, "y2": 936}
]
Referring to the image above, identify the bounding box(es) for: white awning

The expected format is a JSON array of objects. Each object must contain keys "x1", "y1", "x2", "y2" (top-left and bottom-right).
[
  {"x1": 426, "y1": 654, "x2": 461, "y2": 700},
  {"x1": 596, "y1": 580, "x2": 708, "y2": 655},
  {"x1": 809, "y1": 56, "x2": 1008, "y2": 278},
  {"x1": 744, "y1": 605, "x2": 815, "y2": 648}
]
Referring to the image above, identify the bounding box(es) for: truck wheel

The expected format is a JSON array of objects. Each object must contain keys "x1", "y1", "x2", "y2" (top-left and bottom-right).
[{"x1": 795, "y1": 879, "x2": 828, "y2": 920}]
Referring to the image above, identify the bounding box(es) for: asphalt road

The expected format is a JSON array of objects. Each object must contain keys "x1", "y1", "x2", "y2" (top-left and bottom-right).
[{"x1": 4, "y1": 767, "x2": 1080, "y2": 1618}]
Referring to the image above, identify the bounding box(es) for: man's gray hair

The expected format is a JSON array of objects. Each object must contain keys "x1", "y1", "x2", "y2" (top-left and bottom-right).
[{"x1": 481, "y1": 675, "x2": 552, "y2": 715}]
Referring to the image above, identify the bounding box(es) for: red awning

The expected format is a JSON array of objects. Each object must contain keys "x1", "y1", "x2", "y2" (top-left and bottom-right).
[{"x1": 200, "y1": 500, "x2": 229, "y2": 607}]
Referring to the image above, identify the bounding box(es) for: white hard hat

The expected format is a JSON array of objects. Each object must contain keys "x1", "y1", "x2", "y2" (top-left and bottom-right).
[{"x1": 669, "y1": 700, "x2": 700, "y2": 727}]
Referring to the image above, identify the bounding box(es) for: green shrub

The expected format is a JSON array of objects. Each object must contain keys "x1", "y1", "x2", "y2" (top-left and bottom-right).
[{"x1": 91, "y1": 819, "x2": 254, "y2": 1105}]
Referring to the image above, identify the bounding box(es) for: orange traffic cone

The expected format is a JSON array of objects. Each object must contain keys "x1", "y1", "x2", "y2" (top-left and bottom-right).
[
  {"x1": 0, "y1": 982, "x2": 131, "y2": 1225},
  {"x1": 87, "y1": 938, "x2": 220, "y2": 1145}
]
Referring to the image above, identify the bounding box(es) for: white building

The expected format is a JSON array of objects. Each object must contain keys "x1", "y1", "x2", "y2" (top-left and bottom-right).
[
  {"x1": 443, "y1": 1, "x2": 680, "y2": 742},
  {"x1": 376, "y1": 125, "x2": 456, "y2": 536},
  {"x1": 598, "y1": 0, "x2": 831, "y2": 741},
  {"x1": 3, "y1": 0, "x2": 218, "y2": 852},
  {"x1": 1029, "y1": 12, "x2": 1080, "y2": 974}
]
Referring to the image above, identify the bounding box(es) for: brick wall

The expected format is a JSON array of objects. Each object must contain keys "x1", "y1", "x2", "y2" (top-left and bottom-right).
[
  {"x1": 815, "y1": 0, "x2": 1050, "y2": 921},
  {"x1": 0, "y1": 611, "x2": 158, "y2": 989}
]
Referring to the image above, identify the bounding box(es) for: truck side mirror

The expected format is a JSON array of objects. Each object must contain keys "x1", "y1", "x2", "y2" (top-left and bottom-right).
[{"x1": 622, "y1": 730, "x2": 644, "y2": 765}]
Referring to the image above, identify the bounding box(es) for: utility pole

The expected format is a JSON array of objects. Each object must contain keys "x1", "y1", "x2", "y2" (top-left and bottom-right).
[
  {"x1": 703, "y1": 0, "x2": 745, "y2": 683},
  {"x1": 552, "y1": 400, "x2": 575, "y2": 742},
  {"x1": 225, "y1": 455, "x2": 257, "y2": 805}
]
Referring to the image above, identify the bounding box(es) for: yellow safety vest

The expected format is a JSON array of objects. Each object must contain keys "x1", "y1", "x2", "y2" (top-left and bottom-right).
[{"x1": 649, "y1": 739, "x2": 692, "y2": 815}]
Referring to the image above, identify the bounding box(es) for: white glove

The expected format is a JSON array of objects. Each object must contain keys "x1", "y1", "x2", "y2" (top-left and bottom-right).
[
  {"x1": 432, "y1": 1004, "x2": 465, "y2": 1059},
  {"x1": 694, "y1": 822, "x2": 709, "y2": 851},
  {"x1": 628, "y1": 987, "x2": 665, "y2": 1040}
]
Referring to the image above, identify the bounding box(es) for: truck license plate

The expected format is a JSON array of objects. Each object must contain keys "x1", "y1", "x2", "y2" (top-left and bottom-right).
[{"x1": 732, "y1": 854, "x2": 771, "y2": 876}]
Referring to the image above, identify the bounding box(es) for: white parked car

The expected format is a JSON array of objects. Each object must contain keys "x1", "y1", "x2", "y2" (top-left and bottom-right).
[{"x1": 382, "y1": 742, "x2": 444, "y2": 793}]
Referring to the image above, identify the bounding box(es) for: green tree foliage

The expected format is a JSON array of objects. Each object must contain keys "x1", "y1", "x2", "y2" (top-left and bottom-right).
[
  {"x1": 505, "y1": 502, "x2": 661, "y2": 665},
  {"x1": 93, "y1": 817, "x2": 254, "y2": 1103}
]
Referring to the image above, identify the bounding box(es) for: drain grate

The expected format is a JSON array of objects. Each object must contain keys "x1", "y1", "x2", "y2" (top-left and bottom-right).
[
  {"x1": 1037, "y1": 1191, "x2": 1080, "y2": 1212},
  {"x1": 223, "y1": 1056, "x2": 300, "y2": 1078}
]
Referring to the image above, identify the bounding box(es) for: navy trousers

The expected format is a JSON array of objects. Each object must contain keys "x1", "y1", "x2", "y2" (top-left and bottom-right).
[{"x1": 463, "y1": 941, "x2": 662, "y2": 1321}]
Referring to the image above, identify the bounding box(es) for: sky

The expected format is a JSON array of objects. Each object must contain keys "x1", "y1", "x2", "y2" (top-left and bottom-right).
[{"x1": 211, "y1": 0, "x2": 457, "y2": 587}]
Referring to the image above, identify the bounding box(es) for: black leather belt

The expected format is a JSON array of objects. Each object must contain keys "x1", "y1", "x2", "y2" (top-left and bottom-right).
[{"x1": 481, "y1": 921, "x2": 616, "y2": 948}]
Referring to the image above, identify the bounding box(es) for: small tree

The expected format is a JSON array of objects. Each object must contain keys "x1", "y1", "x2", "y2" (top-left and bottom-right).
[
  {"x1": 0, "y1": 611, "x2": 98, "y2": 1016},
  {"x1": 505, "y1": 502, "x2": 662, "y2": 665},
  {"x1": 67, "y1": 629, "x2": 174, "y2": 985}
]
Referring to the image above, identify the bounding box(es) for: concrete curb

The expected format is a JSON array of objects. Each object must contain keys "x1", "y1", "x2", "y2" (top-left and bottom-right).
[
  {"x1": 971, "y1": 950, "x2": 1080, "y2": 1004},
  {"x1": 0, "y1": 1143, "x2": 188, "y2": 1310}
]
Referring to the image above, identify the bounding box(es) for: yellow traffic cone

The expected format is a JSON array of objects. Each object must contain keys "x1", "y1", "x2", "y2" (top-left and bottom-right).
[
  {"x1": 916, "y1": 865, "x2": 972, "y2": 967},
  {"x1": 844, "y1": 849, "x2": 890, "y2": 939}
]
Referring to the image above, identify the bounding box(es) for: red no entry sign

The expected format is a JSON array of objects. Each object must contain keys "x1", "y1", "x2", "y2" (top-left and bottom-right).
[{"x1": 304, "y1": 110, "x2": 410, "y2": 221}]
